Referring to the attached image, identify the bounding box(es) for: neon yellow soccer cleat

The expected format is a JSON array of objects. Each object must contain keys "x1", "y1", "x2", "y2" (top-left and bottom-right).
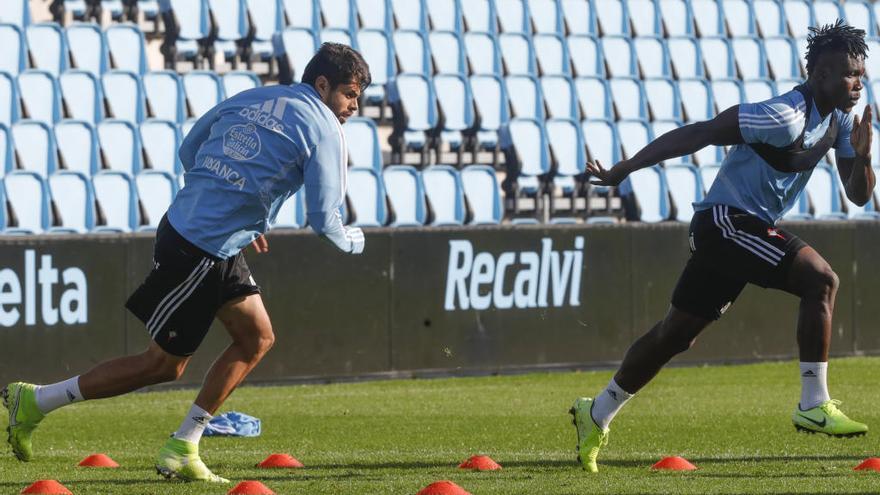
[
  {"x1": 792, "y1": 399, "x2": 868, "y2": 438},
  {"x1": 156, "y1": 437, "x2": 229, "y2": 483},
  {"x1": 569, "y1": 397, "x2": 609, "y2": 473},
  {"x1": 2, "y1": 382, "x2": 45, "y2": 462}
]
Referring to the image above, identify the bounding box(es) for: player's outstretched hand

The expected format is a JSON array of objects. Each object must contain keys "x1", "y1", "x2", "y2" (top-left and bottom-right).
[
  {"x1": 345, "y1": 226, "x2": 365, "y2": 254},
  {"x1": 587, "y1": 160, "x2": 629, "y2": 187},
  {"x1": 250, "y1": 235, "x2": 269, "y2": 254},
  {"x1": 851, "y1": 105, "x2": 873, "y2": 158}
]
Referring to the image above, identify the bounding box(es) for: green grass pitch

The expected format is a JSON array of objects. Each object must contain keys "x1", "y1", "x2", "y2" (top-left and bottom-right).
[{"x1": 2, "y1": 357, "x2": 879, "y2": 494}]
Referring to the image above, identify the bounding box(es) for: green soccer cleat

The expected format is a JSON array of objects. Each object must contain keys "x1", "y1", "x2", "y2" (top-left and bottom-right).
[
  {"x1": 2, "y1": 382, "x2": 45, "y2": 462},
  {"x1": 792, "y1": 399, "x2": 868, "y2": 438},
  {"x1": 569, "y1": 397, "x2": 609, "y2": 473},
  {"x1": 156, "y1": 437, "x2": 229, "y2": 483}
]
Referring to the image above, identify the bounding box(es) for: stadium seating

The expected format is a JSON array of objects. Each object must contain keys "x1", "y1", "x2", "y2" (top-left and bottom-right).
[
  {"x1": 460, "y1": 0, "x2": 496, "y2": 35},
  {"x1": 143, "y1": 70, "x2": 185, "y2": 122},
  {"x1": 383, "y1": 165, "x2": 426, "y2": 226},
  {"x1": 65, "y1": 23, "x2": 106, "y2": 76},
  {"x1": 503, "y1": 117, "x2": 551, "y2": 200},
  {"x1": 422, "y1": 165, "x2": 465, "y2": 225},
  {"x1": 541, "y1": 75, "x2": 579, "y2": 120},
  {"x1": 665, "y1": 164, "x2": 703, "y2": 222},
  {"x1": 97, "y1": 119, "x2": 142, "y2": 175},
  {"x1": 275, "y1": 28, "x2": 319, "y2": 83},
  {"x1": 102, "y1": 70, "x2": 145, "y2": 122},
  {"x1": 469, "y1": 73, "x2": 508, "y2": 155},
  {"x1": 271, "y1": 189, "x2": 306, "y2": 229},
  {"x1": 0, "y1": 123, "x2": 12, "y2": 176},
  {"x1": 390, "y1": 0, "x2": 427, "y2": 32},
  {"x1": 567, "y1": 35, "x2": 603, "y2": 78},
  {"x1": 546, "y1": 117, "x2": 586, "y2": 205},
  {"x1": 460, "y1": 165, "x2": 502, "y2": 224},
  {"x1": 347, "y1": 166, "x2": 387, "y2": 227},
  {"x1": 48, "y1": 170, "x2": 94, "y2": 232},
  {"x1": 60, "y1": 70, "x2": 103, "y2": 124},
  {"x1": 136, "y1": 170, "x2": 178, "y2": 229},
  {"x1": 344, "y1": 116, "x2": 382, "y2": 173},
  {"x1": 0, "y1": 72, "x2": 20, "y2": 127},
  {"x1": 357, "y1": 29, "x2": 392, "y2": 109},
  {"x1": 222, "y1": 70, "x2": 261, "y2": 97},
  {"x1": 433, "y1": 73, "x2": 474, "y2": 162},
  {"x1": 620, "y1": 165, "x2": 670, "y2": 222},
  {"x1": 105, "y1": 24, "x2": 148, "y2": 74},
  {"x1": 426, "y1": 0, "x2": 462, "y2": 33},
  {"x1": 208, "y1": 0, "x2": 248, "y2": 67},
  {"x1": 506, "y1": 75, "x2": 544, "y2": 120},
  {"x1": 429, "y1": 31, "x2": 466, "y2": 75},
  {"x1": 18, "y1": 70, "x2": 61, "y2": 124},
  {"x1": 0, "y1": 24, "x2": 27, "y2": 76},
  {"x1": 182, "y1": 71, "x2": 225, "y2": 118},
  {"x1": 282, "y1": 0, "x2": 319, "y2": 30},
  {"x1": 140, "y1": 118, "x2": 181, "y2": 174},
  {"x1": 13, "y1": 120, "x2": 57, "y2": 176},
  {"x1": 93, "y1": 170, "x2": 138, "y2": 231},
  {"x1": 26, "y1": 23, "x2": 67, "y2": 77},
  {"x1": 0, "y1": 0, "x2": 32, "y2": 28},
  {"x1": 55, "y1": 119, "x2": 100, "y2": 175},
  {"x1": 388, "y1": 73, "x2": 438, "y2": 165},
  {"x1": 4, "y1": 171, "x2": 50, "y2": 233}
]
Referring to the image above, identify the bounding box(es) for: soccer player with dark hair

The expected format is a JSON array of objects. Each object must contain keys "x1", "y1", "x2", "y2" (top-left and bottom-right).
[
  {"x1": 571, "y1": 21, "x2": 874, "y2": 473},
  {"x1": 3, "y1": 43, "x2": 371, "y2": 483}
]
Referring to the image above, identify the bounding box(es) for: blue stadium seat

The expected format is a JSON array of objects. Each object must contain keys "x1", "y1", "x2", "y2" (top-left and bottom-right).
[
  {"x1": 700, "y1": 163, "x2": 721, "y2": 190},
  {"x1": 601, "y1": 35, "x2": 636, "y2": 78},
  {"x1": 5, "y1": 171, "x2": 49, "y2": 233},
  {"x1": 140, "y1": 119, "x2": 182, "y2": 175},
  {"x1": 527, "y1": 0, "x2": 562, "y2": 34},
  {"x1": 65, "y1": 24, "x2": 107, "y2": 76},
  {"x1": 320, "y1": 27, "x2": 355, "y2": 46},
  {"x1": 617, "y1": 119, "x2": 652, "y2": 160},
  {"x1": 393, "y1": 29, "x2": 430, "y2": 75},
  {"x1": 18, "y1": 70, "x2": 61, "y2": 125},
  {"x1": 644, "y1": 77, "x2": 681, "y2": 121},
  {"x1": 102, "y1": 70, "x2": 145, "y2": 123},
  {"x1": 582, "y1": 118, "x2": 620, "y2": 167},
  {"x1": 48, "y1": 170, "x2": 95, "y2": 233},
  {"x1": 105, "y1": 24, "x2": 147, "y2": 75},
  {"x1": 460, "y1": 0, "x2": 496, "y2": 34},
  {"x1": 667, "y1": 36, "x2": 702, "y2": 79},
  {"x1": 743, "y1": 78, "x2": 776, "y2": 101},
  {"x1": 658, "y1": 0, "x2": 693, "y2": 36},
  {"x1": 546, "y1": 117, "x2": 586, "y2": 196},
  {"x1": 678, "y1": 78, "x2": 713, "y2": 121},
  {"x1": 347, "y1": 167, "x2": 387, "y2": 227},
  {"x1": 282, "y1": 0, "x2": 319, "y2": 29},
  {"x1": 0, "y1": 72, "x2": 20, "y2": 127},
  {"x1": 0, "y1": 24, "x2": 26, "y2": 76},
  {"x1": 383, "y1": 165, "x2": 427, "y2": 226},
  {"x1": 60, "y1": 71, "x2": 103, "y2": 124},
  {"x1": 0, "y1": 175, "x2": 6, "y2": 230},
  {"x1": 319, "y1": 0, "x2": 355, "y2": 30},
  {"x1": 390, "y1": 0, "x2": 427, "y2": 31},
  {"x1": 356, "y1": 0, "x2": 392, "y2": 31},
  {"x1": 208, "y1": 0, "x2": 249, "y2": 67},
  {"x1": 135, "y1": 170, "x2": 178, "y2": 229},
  {"x1": 665, "y1": 164, "x2": 703, "y2": 222},
  {"x1": 0, "y1": 0, "x2": 31, "y2": 28},
  {"x1": 274, "y1": 28, "x2": 319, "y2": 82},
  {"x1": 723, "y1": 0, "x2": 757, "y2": 36},
  {"x1": 433, "y1": 73, "x2": 474, "y2": 159},
  {"x1": 843, "y1": 0, "x2": 875, "y2": 38},
  {"x1": 700, "y1": 37, "x2": 735, "y2": 79},
  {"x1": 461, "y1": 164, "x2": 502, "y2": 224},
  {"x1": 13, "y1": 120, "x2": 57, "y2": 176},
  {"x1": 93, "y1": 170, "x2": 137, "y2": 232},
  {"x1": 711, "y1": 78, "x2": 744, "y2": 113},
  {"x1": 574, "y1": 77, "x2": 614, "y2": 119},
  {"x1": 429, "y1": 31, "x2": 465, "y2": 75},
  {"x1": 731, "y1": 36, "x2": 768, "y2": 80},
  {"x1": 344, "y1": 116, "x2": 382, "y2": 173},
  {"x1": 426, "y1": 0, "x2": 462, "y2": 33},
  {"x1": 422, "y1": 165, "x2": 465, "y2": 225},
  {"x1": 143, "y1": 70, "x2": 185, "y2": 122},
  {"x1": 567, "y1": 35, "x2": 603, "y2": 78},
  {"x1": 356, "y1": 29, "x2": 392, "y2": 108},
  {"x1": 469, "y1": 74, "x2": 508, "y2": 152},
  {"x1": 813, "y1": 0, "x2": 842, "y2": 28},
  {"x1": 183, "y1": 71, "x2": 224, "y2": 119},
  {"x1": 503, "y1": 117, "x2": 550, "y2": 196},
  {"x1": 160, "y1": 0, "x2": 211, "y2": 68},
  {"x1": 541, "y1": 75, "x2": 578, "y2": 120},
  {"x1": 609, "y1": 77, "x2": 647, "y2": 121},
  {"x1": 271, "y1": 189, "x2": 306, "y2": 229},
  {"x1": 628, "y1": 0, "x2": 661, "y2": 36},
  {"x1": 691, "y1": 0, "x2": 725, "y2": 36},
  {"x1": 245, "y1": 0, "x2": 285, "y2": 64},
  {"x1": 595, "y1": 0, "x2": 630, "y2": 36},
  {"x1": 534, "y1": 34, "x2": 570, "y2": 77},
  {"x1": 98, "y1": 119, "x2": 142, "y2": 175},
  {"x1": 55, "y1": 119, "x2": 99, "y2": 176},
  {"x1": 222, "y1": 71, "x2": 261, "y2": 97},
  {"x1": 505, "y1": 74, "x2": 544, "y2": 120},
  {"x1": 0, "y1": 123, "x2": 12, "y2": 176},
  {"x1": 781, "y1": 0, "x2": 813, "y2": 38},
  {"x1": 561, "y1": 0, "x2": 597, "y2": 36},
  {"x1": 753, "y1": 0, "x2": 785, "y2": 37},
  {"x1": 464, "y1": 31, "x2": 502, "y2": 76},
  {"x1": 26, "y1": 23, "x2": 68, "y2": 77},
  {"x1": 619, "y1": 165, "x2": 669, "y2": 222},
  {"x1": 634, "y1": 37, "x2": 671, "y2": 78},
  {"x1": 763, "y1": 36, "x2": 801, "y2": 80},
  {"x1": 495, "y1": 0, "x2": 530, "y2": 34},
  {"x1": 388, "y1": 73, "x2": 438, "y2": 163},
  {"x1": 806, "y1": 165, "x2": 846, "y2": 220}
]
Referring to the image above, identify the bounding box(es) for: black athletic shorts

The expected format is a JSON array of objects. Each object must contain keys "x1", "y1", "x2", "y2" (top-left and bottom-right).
[
  {"x1": 671, "y1": 204, "x2": 807, "y2": 321},
  {"x1": 125, "y1": 215, "x2": 261, "y2": 356}
]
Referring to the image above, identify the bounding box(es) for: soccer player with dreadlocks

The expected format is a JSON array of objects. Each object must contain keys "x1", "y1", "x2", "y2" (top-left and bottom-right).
[{"x1": 570, "y1": 20, "x2": 874, "y2": 472}]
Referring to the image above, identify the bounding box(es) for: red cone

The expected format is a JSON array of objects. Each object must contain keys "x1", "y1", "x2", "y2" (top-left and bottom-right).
[
  {"x1": 458, "y1": 455, "x2": 502, "y2": 471},
  {"x1": 416, "y1": 481, "x2": 472, "y2": 495},
  {"x1": 256, "y1": 453, "x2": 304, "y2": 468},
  {"x1": 854, "y1": 457, "x2": 880, "y2": 471},
  {"x1": 227, "y1": 481, "x2": 275, "y2": 495},
  {"x1": 20, "y1": 480, "x2": 73, "y2": 494},
  {"x1": 651, "y1": 456, "x2": 698, "y2": 471},
  {"x1": 77, "y1": 454, "x2": 119, "y2": 468}
]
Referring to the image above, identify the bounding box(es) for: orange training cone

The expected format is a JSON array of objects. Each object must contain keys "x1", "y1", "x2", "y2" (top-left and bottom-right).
[
  {"x1": 854, "y1": 457, "x2": 880, "y2": 471},
  {"x1": 416, "y1": 481, "x2": 472, "y2": 495},
  {"x1": 651, "y1": 456, "x2": 698, "y2": 471},
  {"x1": 20, "y1": 480, "x2": 73, "y2": 494},
  {"x1": 77, "y1": 454, "x2": 119, "y2": 468},
  {"x1": 257, "y1": 453, "x2": 304, "y2": 468},
  {"x1": 458, "y1": 455, "x2": 502, "y2": 471},
  {"x1": 227, "y1": 481, "x2": 275, "y2": 495}
]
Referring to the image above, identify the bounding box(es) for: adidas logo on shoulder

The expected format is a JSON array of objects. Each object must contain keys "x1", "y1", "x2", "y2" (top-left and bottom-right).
[{"x1": 239, "y1": 99, "x2": 286, "y2": 132}]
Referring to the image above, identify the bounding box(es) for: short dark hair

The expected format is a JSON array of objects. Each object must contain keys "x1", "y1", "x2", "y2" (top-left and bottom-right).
[
  {"x1": 302, "y1": 43, "x2": 372, "y2": 92},
  {"x1": 805, "y1": 19, "x2": 868, "y2": 76}
]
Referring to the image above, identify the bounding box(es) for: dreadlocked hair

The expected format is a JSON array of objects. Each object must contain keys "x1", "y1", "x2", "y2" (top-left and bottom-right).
[{"x1": 805, "y1": 19, "x2": 868, "y2": 76}]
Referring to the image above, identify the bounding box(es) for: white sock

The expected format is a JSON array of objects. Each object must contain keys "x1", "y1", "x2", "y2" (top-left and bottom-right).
[
  {"x1": 173, "y1": 404, "x2": 212, "y2": 444},
  {"x1": 799, "y1": 362, "x2": 830, "y2": 410},
  {"x1": 34, "y1": 376, "x2": 83, "y2": 414},
  {"x1": 590, "y1": 378, "x2": 634, "y2": 430}
]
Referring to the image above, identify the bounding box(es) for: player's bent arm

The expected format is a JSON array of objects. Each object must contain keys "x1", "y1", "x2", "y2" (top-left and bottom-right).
[
  {"x1": 178, "y1": 105, "x2": 222, "y2": 171},
  {"x1": 836, "y1": 155, "x2": 876, "y2": 206}
]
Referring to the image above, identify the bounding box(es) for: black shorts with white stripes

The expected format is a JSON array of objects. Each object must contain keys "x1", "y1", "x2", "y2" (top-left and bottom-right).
[
  {"x1": 671, "y1": 204, "x2": 807, "y2": 321},
  {"x1": 125, "y1": 215, "x2": 261, "y2": 357}
]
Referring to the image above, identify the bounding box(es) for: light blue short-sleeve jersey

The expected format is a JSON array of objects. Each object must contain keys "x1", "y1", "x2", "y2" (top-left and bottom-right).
[
  {"x1": 166, "y1": 83, "x2": 353, "y2": 259},
  {"x1": 693, "y1": 87, "x2": 855, "y2": 225}
]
